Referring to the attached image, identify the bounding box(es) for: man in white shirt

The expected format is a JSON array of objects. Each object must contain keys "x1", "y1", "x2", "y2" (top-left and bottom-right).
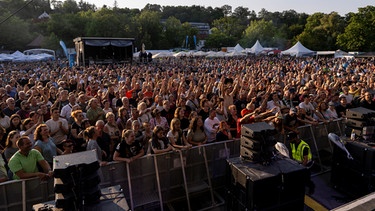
[
  {"x1": 298, "y1": 94, "x2": 315, "y2": 118},
  {"x1": 46, "y1": 107, "x2": 69, "y2": 146},
  {"x1": 60, "y1": 93, "x2": 77, "y2": 120},
  {"x1": 204, "y1": 109, "x2": 220, "y2": 143}
]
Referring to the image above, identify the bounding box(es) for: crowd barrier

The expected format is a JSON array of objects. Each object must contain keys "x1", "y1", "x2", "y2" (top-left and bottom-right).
[{"x1": 0, "y1": 119, "x2": 344, "y2": 211}]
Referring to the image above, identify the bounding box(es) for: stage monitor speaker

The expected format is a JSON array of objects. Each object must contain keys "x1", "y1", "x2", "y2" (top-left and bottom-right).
[
  {"x1": 331, "y1": 141, "x2": 375, "y2": 197},
  {"x1": 227, "y1": 157, "x2": 307, "y2": 210},
  {"x1": 241, "y1": 122, "x2": 276, "y2": 139},
  {"x1": 346, "y1": 107, "x2": 375, "y2": 120},
  {"x1": 346, "y1": 118, "x2": 370, "y2": 128},
  {"x1": 240, "y1": 146, "x2": 261, "y2": 161},
  {"x1": 53, "y1": 150, "x2": 101, "y2": 210},
  {"x1": 240, "y1": 136, "x2": 261, "y2": 150}
]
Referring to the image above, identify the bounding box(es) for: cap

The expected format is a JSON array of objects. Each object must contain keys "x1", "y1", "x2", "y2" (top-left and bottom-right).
[
  {"x1": 339, "y1": 94, "x2": 346, "y2": 99},
  {"x1": 328, "y1": 102, "x2": 335, "y2": 106}
]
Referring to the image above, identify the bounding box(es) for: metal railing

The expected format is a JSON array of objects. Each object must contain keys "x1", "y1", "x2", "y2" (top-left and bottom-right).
[{"x1": 0, "y1": 119, "x2": 344, "y2": 211}]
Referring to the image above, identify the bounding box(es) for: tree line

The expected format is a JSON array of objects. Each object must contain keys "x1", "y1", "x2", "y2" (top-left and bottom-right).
[{"x1": 0, "y1": 0, "x2": 374, "y2": 52}]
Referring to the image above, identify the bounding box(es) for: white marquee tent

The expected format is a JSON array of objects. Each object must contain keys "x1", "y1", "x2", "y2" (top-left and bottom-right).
[
  {"x1": 281, "y1": 41, "x2": 315, "y2": 57},
  {"x1": 246, "y1": 40, "x2": 265, "y2": 55}
]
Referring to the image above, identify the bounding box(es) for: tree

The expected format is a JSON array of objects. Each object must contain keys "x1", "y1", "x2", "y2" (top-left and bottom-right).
[
  {"x1": 240, "y1": 19, "x2": 280, "y2": 48},
  {"x1": 298, "y1": 12, "x2": 345, "y2": 50},
  {"x1": 135, "y1": 10, "x2": 162, "y2": 49},
  {"x1": 162, "y1": 16, "x2": 183, "y2": 49},
  {"x1": 337, "y1": 6, "x2": 375, "y2": 51},
  {"x1": 205, "y1": 17, "x2": 241, "y2": 49},
  {"x1": 232, "y1": 6, "x2": 250, "y2": 26},
  {"x1": 221, "y1": 5, "x2": 232, "y2": 16},
  {"x1": 0, "y1": 12, "x2": 34, "y2": 50}
]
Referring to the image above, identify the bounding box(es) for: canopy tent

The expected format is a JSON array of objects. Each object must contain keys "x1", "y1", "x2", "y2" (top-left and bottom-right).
[
  {"x1": 334, "y1": 49, "x2": 354, "y2": 58},
  {"x1": 281, "y1": 41, "x2": 315, "y2": 57},
  {"x1": 246, "y1": 40, "x2": 265, "y2": 55},
  {"x1": 233, "y1": 44, "x2": 244, "y2": 52},
  {"x1": 192, "y1": 51, "x2": 207, "y2": 57},
  {"x1": 0, "y1": 50, "x2": 55, "y2": 62},
  {"x1": 152, "y1": 51, "x2": 174, "y2": 59},
  {"x1": 227, "y1": 51, "x2": 246, "y2": 57}
]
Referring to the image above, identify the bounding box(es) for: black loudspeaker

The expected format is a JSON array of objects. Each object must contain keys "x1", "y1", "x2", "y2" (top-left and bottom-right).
[
  {"x1": 226, "y1": 157, "x2": 307, "y2": 210},
  {"x1": 53, "y1": 150, "x2": 101, "y2": 210},
  {"x1": 240, "y1": 122, "x2": 277, "y2": 164},
  {"x1": 241, "y1": 122, "x2": 276, "y2": 139},
  {"x1": 240, "y1": 136, "x2": 261, "y2": 150},
  {"x1": 346, "y1": 118, "x2": 371, "y2": 128},
  {"x1": 346, "y1": 107, "x2": 375, "y2": 120},
  {"x1": 331, "y1": 141, "x2": 375, "y2": 197}
]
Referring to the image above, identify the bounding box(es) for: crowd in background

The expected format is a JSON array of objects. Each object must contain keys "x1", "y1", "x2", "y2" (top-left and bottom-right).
[{"x1": 0, "y1": 55, "x2": 375, "y2": 182}]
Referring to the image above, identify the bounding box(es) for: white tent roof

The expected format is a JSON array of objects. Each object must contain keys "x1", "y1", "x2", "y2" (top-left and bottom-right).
[
  {"x1": 247, "y1": 40, "x2": 265, "y2": 55},
  {"x1": 281, "y1": 41, "x2": 315, "y2": 57},
  {"x1": 0, "y1": 50, "x2": 54, "y2": 62},
  {"x1": 192, "y1": 51, "x2": 207, "y2": 57},
  {"x1": 227, "y1": 51, "x2": 246, "y2": 57},
  {"x1": 152, "y1": 51, "x2": 174, "y2": 59},
  {"x1": 38, "y1": 11, "x2": 50, "y2": 19},
  {"x1": 233, "y1": 44, "x2": 244, "y2": 52}
]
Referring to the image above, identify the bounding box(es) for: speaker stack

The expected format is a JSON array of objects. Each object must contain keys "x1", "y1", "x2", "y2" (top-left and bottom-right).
[
  {"x1": 240, "y1": 122, "x2": 277, "y2": 165},
  {"x1": 53, "y1": 150, "x2": 101, "y2": 210},
  {"x1": 345, "y1": 107, "x2": 375, "y2": 140}
]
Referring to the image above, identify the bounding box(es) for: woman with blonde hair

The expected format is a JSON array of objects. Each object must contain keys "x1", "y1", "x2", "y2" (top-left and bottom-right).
[
  {"x1": 113, "y1": 129, "x2": 144, "y2": 163},
  {"x1": 103, "y1": 112, "x2": 121, "y2": 159},
  {"x1": 167, "y1": 118, "x2": 191, "y2": 150}
]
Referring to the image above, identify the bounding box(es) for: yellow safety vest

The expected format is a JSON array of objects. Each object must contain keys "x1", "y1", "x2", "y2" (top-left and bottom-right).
[{"x1": 290, "y1": 140, "x2": 312, "y2": 163}]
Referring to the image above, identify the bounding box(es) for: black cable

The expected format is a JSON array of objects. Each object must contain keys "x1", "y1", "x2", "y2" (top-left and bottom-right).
[{"x1": 0, "y1": 0, "x2": 34, "y2": 26}]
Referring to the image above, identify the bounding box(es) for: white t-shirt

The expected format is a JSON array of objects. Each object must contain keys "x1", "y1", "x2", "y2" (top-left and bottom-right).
[
  {"x1": 45, "y1": 118, "x2": 69, "y2": 145},
  {"x1": 204, "y1": 117, "x2": 220, "y2": 143}
]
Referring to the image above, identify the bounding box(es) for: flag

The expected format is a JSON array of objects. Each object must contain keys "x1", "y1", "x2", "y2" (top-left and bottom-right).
[{"x1": 59, "y1": 40, "x2": 68, "y2": 58}]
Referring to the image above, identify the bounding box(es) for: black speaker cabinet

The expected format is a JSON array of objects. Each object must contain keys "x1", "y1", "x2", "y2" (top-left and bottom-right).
[
  {"x1": 346, "y1": 107, "x2": 375, "y2": 120},
  {"x1": 226, "y1": 157, "x2": 307, "y2": 211},
  {"x1": 53, "y1": 150, "x2": 101, "y2": 210},
  {"x1": 241, "y1": 122, "x2": 276, "y2": 139},
  {"x1": 331, "y1": 141, "x2": 375, "y2": 197},
  {"x1": 241, "y1": 136, "x2": 261, "y2": 150},
  {"x1": 346, "y1": 118, "x2": 370, "y2": 128}
]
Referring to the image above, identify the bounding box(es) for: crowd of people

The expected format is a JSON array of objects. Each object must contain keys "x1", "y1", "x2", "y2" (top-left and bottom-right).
[{"x1": 0, "y1": 55, "x2": 374, "y2": 183}]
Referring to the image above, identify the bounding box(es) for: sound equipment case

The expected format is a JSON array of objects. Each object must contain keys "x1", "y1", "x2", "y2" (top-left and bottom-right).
[
  {"x1": 346, "y1": 107, "x2": 375, "y2": 120},
  {"x1": 331, "y1": 141, "x2": 375, "y2": 197},
  {"x1": 226, "y1": 157, "x2": 307, "y2": 211}
]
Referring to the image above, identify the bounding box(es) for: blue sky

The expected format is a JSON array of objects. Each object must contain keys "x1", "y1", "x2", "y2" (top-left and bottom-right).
[{"x1": 85, "y1": 0, "x2": 374, "y2": 15}]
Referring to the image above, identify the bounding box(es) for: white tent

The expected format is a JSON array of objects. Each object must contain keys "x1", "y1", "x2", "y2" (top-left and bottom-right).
[
  {"x1": 247, "y1": 40, "x2": 265, "y2": 55},
  {"x1": 152, "y1": 51, "x2": 174, "y2": 59},
  {"x1": 233, "y1": 44, "x2": 244, "y2": 52},
  {"x1": 227, "y1": 51, "x2": 246, "y2": 57},
  {"x1": 192, "y1": 51, "x2": 207, "y2": 57},
  {"x1": 334, "y1": 49, "x2": 353, "y2": 58},
  {"x1": 281, "y1": 41, "x2": 315, "y2": 57}
]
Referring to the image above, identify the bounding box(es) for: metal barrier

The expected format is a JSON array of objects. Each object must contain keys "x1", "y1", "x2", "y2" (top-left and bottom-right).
[
  {"x1": 297, "y1": 119, "x2": 344, "y2": 173},
  {"x1": 0, "y1": 119, "x2": 344, "y2": 210}
]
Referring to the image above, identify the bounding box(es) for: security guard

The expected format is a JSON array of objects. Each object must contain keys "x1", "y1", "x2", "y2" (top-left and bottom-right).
[
  {"x1": 289, "y1": 132, "x2": 312, "y2": 166},
  {"x1": 288, "y1": 132, "x2": 315, "y2": 194}
]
